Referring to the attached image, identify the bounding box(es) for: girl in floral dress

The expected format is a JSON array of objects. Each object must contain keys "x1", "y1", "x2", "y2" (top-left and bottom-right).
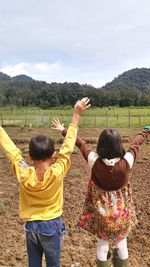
[{"x1": 53, "y1": 120, "x2": 150, "y2": 267}]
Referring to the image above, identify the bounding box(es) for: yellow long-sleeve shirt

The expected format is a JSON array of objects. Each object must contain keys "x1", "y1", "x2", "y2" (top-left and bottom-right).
[{"x1": 0, "y1": 124, "x2": 78, "y2": 221}]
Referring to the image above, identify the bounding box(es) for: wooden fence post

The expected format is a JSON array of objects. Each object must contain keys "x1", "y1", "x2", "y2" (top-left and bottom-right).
[
  {"x1": 94, "y1": 116, "x2": 97, "y2": 127},
  {"x1": 139, "y1": 114, "x2": 141, "y2": 126},
  {"x1": 49, "y1": 115, "x2": 51, "y2": 126},
  {"x1": 116, "y1": 114, "x2": 119, "y2": 126},
  {"x1": 128, "y1": 110, "x2": 131, "y2": 126},
  {"x1": 106, "y1": 111, "x2": 108, "y2": 127},
  {"x1": 42, "y1": 115, "x2": 45, "y2": 126},
  {"x1": 24, "y1": 113, "x2": 27, "y2": 126},
  {"x1": 13, "y1": 108, "x2": 15, "y2": 126}
]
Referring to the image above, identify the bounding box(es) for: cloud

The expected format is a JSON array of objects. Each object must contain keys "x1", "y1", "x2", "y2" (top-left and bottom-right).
[
  {"x1": 0, "y1": 61, "x2": 109, "y2": 87},
  {"x1": 0, "y1": 62, "x2": 60, "y2": 79},
  {"x1": 1, "y1": 0, "x2": 150, "y2": 87},
  {"x1": 1, "y1": 63, "x2": 31, "y2": 77}
]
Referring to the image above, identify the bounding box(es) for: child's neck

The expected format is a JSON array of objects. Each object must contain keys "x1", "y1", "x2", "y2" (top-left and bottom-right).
[{"x1": 34, "y1": 159, "x2": 52, "y2": 182}]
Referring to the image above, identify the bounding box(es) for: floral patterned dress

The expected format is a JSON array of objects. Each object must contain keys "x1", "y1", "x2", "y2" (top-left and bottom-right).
[
  {"x1": 79, "y1": 179, "x2": 137, "y2": 241},
  {"x1": 62, "y1": 128, "x2": 149, "y2": 241}
]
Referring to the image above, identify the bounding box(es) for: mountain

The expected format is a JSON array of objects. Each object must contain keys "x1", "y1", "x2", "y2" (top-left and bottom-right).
[
  {"x1": 12, "y1": 74, "x2": 33, "y2": 82},
  {"x1": 0, "y1": 68, "x2": 149, "y2": 107},
  {"x1": 102, "y1": 68, "x2": 150, "y2": 92},
  {"x1": 1, "y1": 68, "x2": 150, "y2": 92},
  {"x1": 0, "y1": 72, "x2": 33, "y2": 82},
  {"x1": 0, "y1": 72, "x2": 11, "y2": 81}
]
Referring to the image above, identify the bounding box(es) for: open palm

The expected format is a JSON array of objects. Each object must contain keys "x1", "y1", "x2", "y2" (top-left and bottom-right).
[{"x1": 51, "y1": 118, "x2": 65, "y2": 132}]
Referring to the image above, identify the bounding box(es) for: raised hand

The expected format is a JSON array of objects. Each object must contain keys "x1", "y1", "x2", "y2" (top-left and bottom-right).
[
  {"x1": 51, "y1": 97, "x2": 91, "y2": 130},
  {"x1": 74, "y1": 97, "x2": 91, "y2": 115},
  {"x1": 51, "y1": 118, "x2": 65, "y2": 132}
]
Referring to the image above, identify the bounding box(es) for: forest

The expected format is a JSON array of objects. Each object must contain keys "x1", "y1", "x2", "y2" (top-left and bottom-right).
[{"x1": 0, "y1": 68, "x2": 150, "y2": 108}]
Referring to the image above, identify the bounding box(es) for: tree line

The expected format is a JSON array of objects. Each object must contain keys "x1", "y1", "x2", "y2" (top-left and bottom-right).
[{"x1": 0, "y1": 80, "x2": 150, "y2": 108}]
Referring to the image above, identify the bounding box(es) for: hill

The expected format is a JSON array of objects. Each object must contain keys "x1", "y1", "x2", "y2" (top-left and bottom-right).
[
  {"x1": 0, "y1": 68, "x2": 150, "y2": 107},
  {"x1": 0, "y1": 72, "x2": 11, "y2": 81},
  {"x1": 0, "y1": 72, "x2": 33, "y2": 82},
  {"x1": 12, "y1": 74, "x2": 33, "y2": 82},
  {"x1": 1, "y1": 68, "x2": 150, "y2": 92},
  {"x1": 102, "y1": 68, "x2": 150, "y2": 92}
]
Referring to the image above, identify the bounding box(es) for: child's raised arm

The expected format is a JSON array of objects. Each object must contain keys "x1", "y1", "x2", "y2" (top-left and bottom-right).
[
  {"x1": 50, "y1": 98, "x2": 90, "y2": 178},
  {"x1": 71, "y1": 97, "x2": 90, "y2": 126},
  {"x1": 52, "y1": 97, "x2": 90, "y2": 130},
  {"x1": 124, "y1": 127, "x2": 150, "y2": 169},
  {"x1": 0, "y1": 126, "x2": 23, "y2": 164},
  {"x1": 52, "y1": 116, "x2": 91, "y2": 163},
  {"x1": 128, "y1": 128, "x2": 150, "y2": 160}
]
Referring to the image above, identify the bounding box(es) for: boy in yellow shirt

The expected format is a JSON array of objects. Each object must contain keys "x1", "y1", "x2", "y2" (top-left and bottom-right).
[{"x1": 0, "y1": 97, "x2": 90, "y2": 267}]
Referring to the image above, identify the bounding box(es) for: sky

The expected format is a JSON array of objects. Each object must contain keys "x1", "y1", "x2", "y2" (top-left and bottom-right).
[{"x1": 0, "y1": 0, "x2": 150, "y2": 88}]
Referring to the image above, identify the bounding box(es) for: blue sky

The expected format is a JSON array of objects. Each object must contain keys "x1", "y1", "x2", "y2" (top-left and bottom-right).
[{"x1": 0, "y1": 0, "x2": 150, "y2": 87}]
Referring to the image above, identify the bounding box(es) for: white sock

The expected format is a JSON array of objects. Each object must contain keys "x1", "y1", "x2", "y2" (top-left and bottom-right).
[
  {"x1": 116, "y1": 238, "x2": 128, "y2": 260},
  {"x1": 96, "y1": 239, "x2": 109, "y2": 261}
]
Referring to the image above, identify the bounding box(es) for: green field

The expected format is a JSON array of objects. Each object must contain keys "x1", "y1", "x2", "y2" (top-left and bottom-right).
[{"x1": 0, "y1": 106, "x2": 149, "y2": 127}]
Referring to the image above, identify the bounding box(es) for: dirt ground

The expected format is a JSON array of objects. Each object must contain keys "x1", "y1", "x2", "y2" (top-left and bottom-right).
[{"x1": 0, "y1": 126, "x2": 149, "y2": 267}]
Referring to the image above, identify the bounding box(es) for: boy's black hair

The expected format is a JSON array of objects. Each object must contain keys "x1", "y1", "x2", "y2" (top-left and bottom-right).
[
  {"x1": 97, "y1": 128, "x2": 125, "y2": 159},
  {"x1": 29, "y1": 134, "x2": 55, "y2": 161}
]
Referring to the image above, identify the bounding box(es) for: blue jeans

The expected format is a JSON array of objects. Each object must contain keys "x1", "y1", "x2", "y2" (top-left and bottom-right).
[{"x1": 25, "y1": 218, "x2": 65, "y2": 267}]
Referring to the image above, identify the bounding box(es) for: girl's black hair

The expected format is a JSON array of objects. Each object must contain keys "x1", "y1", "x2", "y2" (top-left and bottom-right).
[
  {"x1": 29, "y1": 134, "x2": 55, "y2": 161},
  {"x1": 97, "y1": 128, "x2": 125, "y2": 159}
]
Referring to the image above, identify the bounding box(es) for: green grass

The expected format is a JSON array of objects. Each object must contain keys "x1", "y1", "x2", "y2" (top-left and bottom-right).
[{"x1": 0, "y1": 106, "x2": 149, "y2": 127}]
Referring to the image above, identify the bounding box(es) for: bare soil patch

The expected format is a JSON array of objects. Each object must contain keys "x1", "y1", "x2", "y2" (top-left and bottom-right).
[{"x1": 0, "y1": 127, "x2": 149, "y2": 266}]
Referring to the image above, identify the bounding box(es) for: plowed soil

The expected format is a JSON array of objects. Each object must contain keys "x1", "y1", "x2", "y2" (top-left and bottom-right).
[{"x1": 0, "y1": 127, "x2": 149, "y2": 267}]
